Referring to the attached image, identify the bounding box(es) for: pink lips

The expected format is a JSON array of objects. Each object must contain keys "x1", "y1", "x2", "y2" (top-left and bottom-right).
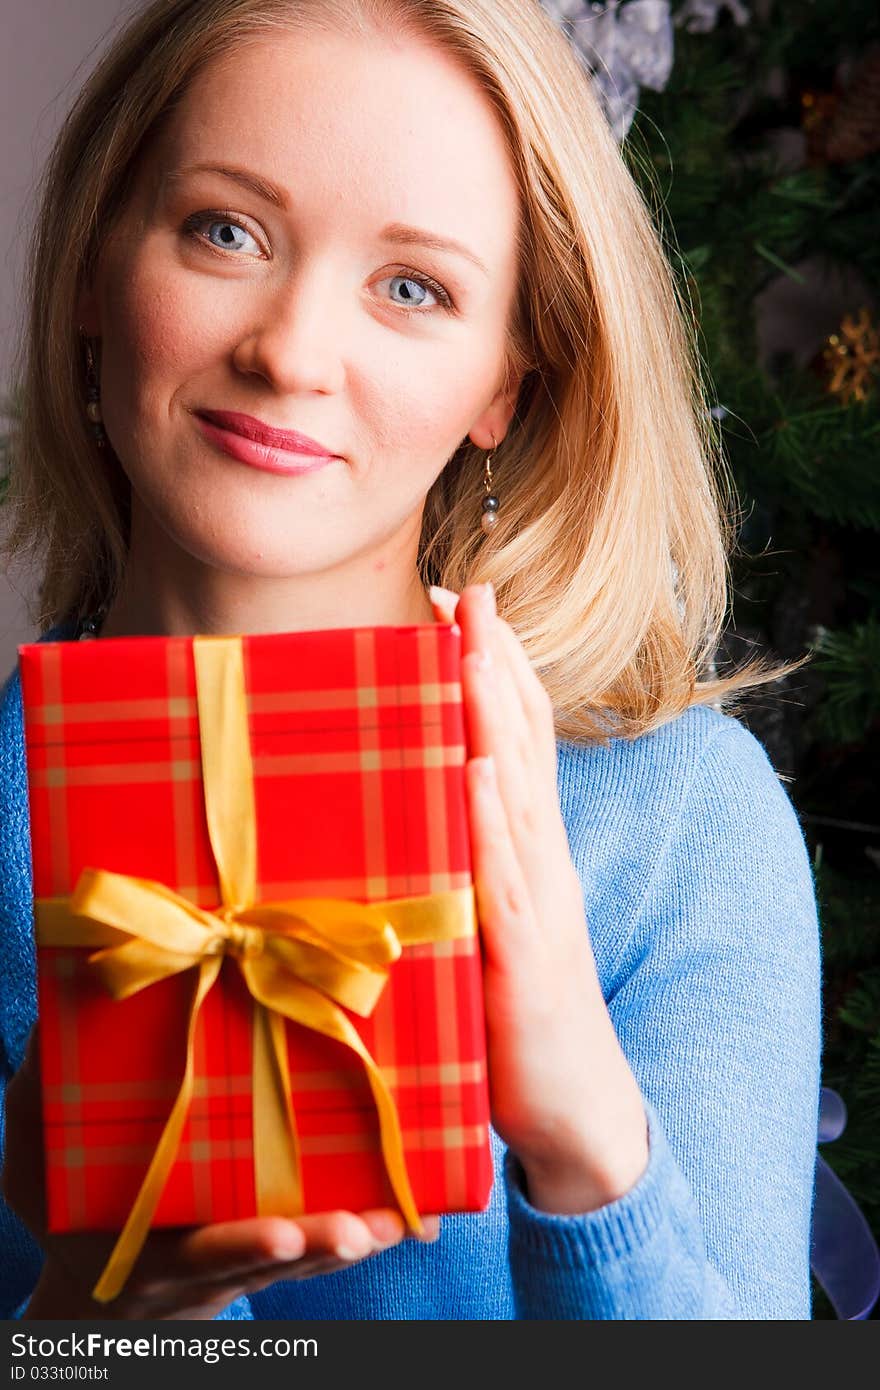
[{"x1": 195, "y1": 409, "x2": 339, "y2": 476}]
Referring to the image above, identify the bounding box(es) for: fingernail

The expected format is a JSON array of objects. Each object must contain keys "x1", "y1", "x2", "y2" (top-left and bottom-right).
[
  {"x1": 429, "y1": 585, "x2": 458, "y2": 607},
  {"x1": 268, "y1": 1225, "x2": 305, "y2": 1261},
  {"x1": 471, "y1": 647, "x2": 492, "y2": 671},
  {"x1": 474, "y1": 755, "x2": 496, "y2": 783},
  {"x1": 368, "y1": 1213, "x2": 405, "y2": 1244},
  {"x1": 335, "y1": 1243, "x2": 370, "y2": 1262},
  {"x1": 482, "y1": 581, "x2": 496, "y2": 609}
]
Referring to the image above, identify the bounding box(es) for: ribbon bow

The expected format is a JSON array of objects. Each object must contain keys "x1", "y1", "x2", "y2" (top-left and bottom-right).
[{"x1": 34, "y1": 635, "x2": 476, "y2": 1303}]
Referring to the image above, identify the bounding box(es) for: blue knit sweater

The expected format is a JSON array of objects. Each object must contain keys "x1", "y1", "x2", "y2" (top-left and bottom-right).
[{"x1": 0, "y1": 624, "x2": 822, "y2": 1319}]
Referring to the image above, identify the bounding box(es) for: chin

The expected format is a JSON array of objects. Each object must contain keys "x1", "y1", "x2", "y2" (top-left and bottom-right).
[
  {"x1": 130, "y1": 447, "x2": 340, "y2": 561},
  {"x1": 160, "y1": 511, "x2": 350, "y2": 580}
]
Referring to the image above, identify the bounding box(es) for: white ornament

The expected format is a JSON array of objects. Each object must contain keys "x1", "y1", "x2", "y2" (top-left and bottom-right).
[{"x1": 540, "y1": 1, "x2": 674, "y2": 141}]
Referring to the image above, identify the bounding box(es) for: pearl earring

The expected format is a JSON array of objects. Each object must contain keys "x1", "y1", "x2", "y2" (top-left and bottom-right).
[{"x1": 480, "y1": 434, "x2": 500, "y2": 536}]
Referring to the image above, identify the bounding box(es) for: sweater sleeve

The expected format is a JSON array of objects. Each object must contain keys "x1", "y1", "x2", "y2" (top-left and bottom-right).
[{"x1": 502, "y1": 717, "x2": 822, "y2": 1319}]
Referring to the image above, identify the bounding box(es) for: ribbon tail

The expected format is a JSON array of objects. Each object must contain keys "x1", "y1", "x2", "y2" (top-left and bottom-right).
[
  {"x1": 91, "y1": 955, "x2": 223, "y2": 1304},
  {"x1": 248, "y1": 966, "x2": 423, "y2": 1236},
  {"x1": 356, "y1": 1040, "x2": 424, "y2": 1237},
  {"x1": 251, "y1": 1001, "x2": 303, "y2": 1217}
]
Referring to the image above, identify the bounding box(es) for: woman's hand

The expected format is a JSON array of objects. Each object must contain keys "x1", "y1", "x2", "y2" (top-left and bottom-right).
[
  {"x1": 429, "y1": 583, "x2": 650, "y2": 1214},
  {"x1": 3, "y1": 1024, "x2": 438, "y2": 1319}
]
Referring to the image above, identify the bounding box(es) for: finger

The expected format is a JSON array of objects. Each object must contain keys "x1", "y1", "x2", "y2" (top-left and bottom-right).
[
  {"x1": 408, "y1": 1213, "x2": 441, "y2": 1243},
  {"x1": 195, "y1": 1211, "x2": 379, "y2": 1267},
  {"x1": 461, "y1": 642, "x2": 533, "y2": 823},
  {"x1": 356, "y1": 1207, "x2": 408, "y2": 1246},
  {"x1": 492, "y1": 620, "x2": 558, "y2": 757},
  {"x1": 458, "y1": 596, "x2": 551, "y2": 880},
  {"x1": 108, "y1": 1252, "x2": 344, "y2": 1319},
  {"x1": 110, "y1": 1209, "x2": 382, "y2": 1308},
  {"x1": 454, "y1": 584, "x2": 498, "y2": 667},
  {"x1": 142, "y1": 1208, "x2": 434, "y2": 1310},
  {"x1": 463, "y1": 591, "x2": 565, "y2": 864},
  {"x1": 143, "y1": 1247, "x2": 368, "y2": 1313},
  {"x1": 433, "y1": 589, "x2": 528, "y2": 767},
  {"x1": 432, "y1": 588, "x2": 549, "y2": 760},
  {"x1": 466, "y1": 754, "x2": 540, "y2": 965},
  {"x1": 428, "y1": 589, "x2": 525, "y2": 806},
  {"x1": 434, "y1": 587, "x2": 536, "y2": 856},
  {"x1": 50, "y1": 1202, "x2": 431, "y2": 1314},
  {"x1": 457, "y1": 586, "x2": 532, "y2": 767},
  {"x1": 430, "y1": 590, "x2": 547, "y2": 821},
  {"x1": 43, "y1": 1218, "x2": 304, "y2": 1307}
]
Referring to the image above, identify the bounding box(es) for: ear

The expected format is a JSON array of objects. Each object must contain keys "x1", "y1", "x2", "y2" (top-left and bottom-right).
[{"x1": 468, "y1": 369, "x2": 524, "y2": 452}]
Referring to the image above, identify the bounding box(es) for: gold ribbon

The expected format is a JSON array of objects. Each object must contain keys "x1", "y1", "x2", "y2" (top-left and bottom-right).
[{"x1": 34, "y1": 635, "x2": 476, "y2": 1304}]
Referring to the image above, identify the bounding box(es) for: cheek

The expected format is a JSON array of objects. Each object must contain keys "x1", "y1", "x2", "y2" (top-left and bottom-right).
[
  {"x1": 97, "y1": 232, "x2": 507, "y2": 476},
  {"x1": 98, "y1": 245, "x2": 212, "y2": 415},
  {"x1": 361, "y1": 340, "x2": 500, "y2": 459}
]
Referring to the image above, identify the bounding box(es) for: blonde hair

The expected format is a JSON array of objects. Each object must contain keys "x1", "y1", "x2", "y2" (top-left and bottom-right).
[{"x1": 3, "y1": 0, "x2": 806, "y2": 742}]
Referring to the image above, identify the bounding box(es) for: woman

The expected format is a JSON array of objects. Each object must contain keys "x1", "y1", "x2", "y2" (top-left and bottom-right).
[{"x1": 0, "y1": 0, "x2": 820, "y2": 1319}]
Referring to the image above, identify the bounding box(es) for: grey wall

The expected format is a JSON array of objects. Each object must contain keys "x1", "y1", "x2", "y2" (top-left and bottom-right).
[{"x1": 0, "y1": 1, "x2": 138, "y2": 680}]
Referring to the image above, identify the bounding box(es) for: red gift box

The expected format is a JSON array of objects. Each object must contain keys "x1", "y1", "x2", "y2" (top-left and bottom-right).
[{"x1": 19, "y1": 623, "x2": 492, "y2": 1299}]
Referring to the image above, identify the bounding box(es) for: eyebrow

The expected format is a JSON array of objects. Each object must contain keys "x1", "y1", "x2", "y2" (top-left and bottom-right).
[{"x1": 166, "y1": 163, "x2": 491, "y2": 277}]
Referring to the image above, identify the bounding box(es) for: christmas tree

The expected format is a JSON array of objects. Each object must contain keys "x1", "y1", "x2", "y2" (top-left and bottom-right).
[{"x1": 611, "y1": 0, "x2": 880, "y2": 1318}]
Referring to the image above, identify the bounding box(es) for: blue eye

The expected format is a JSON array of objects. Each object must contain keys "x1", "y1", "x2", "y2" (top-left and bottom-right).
[
  {"x1": 183, "y1": 212, "x2": 262, "y2": 255},
  {"x1": 181, "y1": 210, "x2": 455, "y2": 313},
  {"x1": 206, "y1": 220, "x2": 260, "y2": 253},
  {"x1": 379, "y1": 272, "x2": 453, "y2": 313}
]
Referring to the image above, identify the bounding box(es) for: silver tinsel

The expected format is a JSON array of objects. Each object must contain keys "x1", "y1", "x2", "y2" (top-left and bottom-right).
[
  {"x1": 539, "y1": 1, "x2": 751, "y2": 140},
  {"x1": 540, "y1": 1, "x2": 674, "y2": 140}
]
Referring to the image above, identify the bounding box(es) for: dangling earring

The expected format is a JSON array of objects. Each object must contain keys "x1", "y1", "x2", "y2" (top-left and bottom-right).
[
  {"x1": 81, "y1": 331, "x2": 107, "y2": 449},
  {"x1": 480, "y1": 433, "x2": 499, "y2": 536}
]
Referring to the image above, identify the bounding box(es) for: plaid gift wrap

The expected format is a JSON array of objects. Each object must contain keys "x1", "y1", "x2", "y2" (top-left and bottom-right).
[{"x1": 19, "y1": 623, "x2": 493, "y2": 1298}]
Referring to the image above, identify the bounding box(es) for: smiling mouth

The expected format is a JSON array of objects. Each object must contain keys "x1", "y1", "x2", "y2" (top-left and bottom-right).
[
  {"x1": 194, "y1": 413, "x2": 338, "y2": 477},
  {"x1": 195, "y1": 409, "x2": 338, "y2": 457}
]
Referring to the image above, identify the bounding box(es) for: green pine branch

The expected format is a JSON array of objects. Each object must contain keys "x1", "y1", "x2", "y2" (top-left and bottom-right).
[{"x1": 809, "y1": 617, "x2": 880, "y2": 741}]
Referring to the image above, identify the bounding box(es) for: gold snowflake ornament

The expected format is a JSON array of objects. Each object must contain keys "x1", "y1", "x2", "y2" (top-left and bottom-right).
[{"x1": 822, "y1": 307, "x2": 880, "y2": 405}]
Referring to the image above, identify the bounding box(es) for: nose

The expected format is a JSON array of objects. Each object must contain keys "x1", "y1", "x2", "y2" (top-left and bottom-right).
[{"x1": 232, "y1": 263, "x2": 346, "y2": 394}]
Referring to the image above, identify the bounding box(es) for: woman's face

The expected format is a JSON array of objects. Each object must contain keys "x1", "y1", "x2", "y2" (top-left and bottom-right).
[{"x1": 79, "y1": 26, "x2": 523, "y2": 602}]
